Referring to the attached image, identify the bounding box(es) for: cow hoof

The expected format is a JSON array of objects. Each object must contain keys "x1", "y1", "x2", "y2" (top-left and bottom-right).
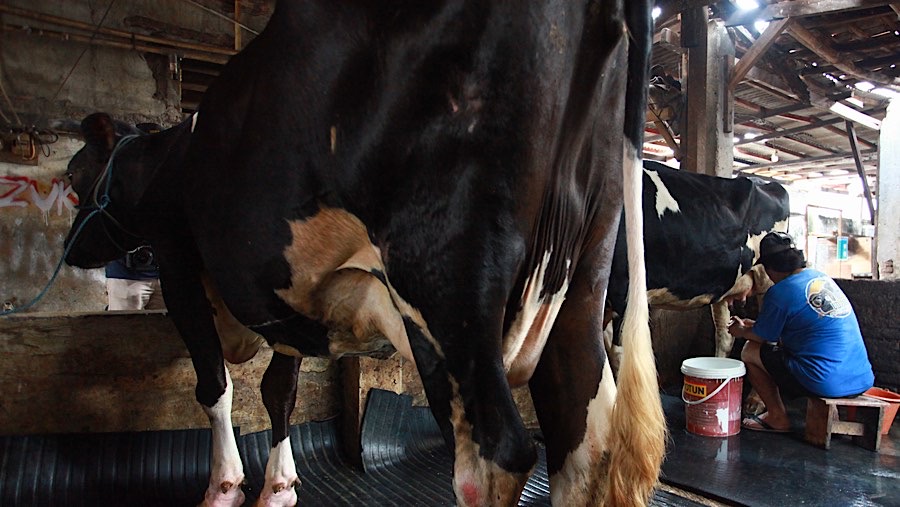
[
  {"x1": 254, "y1": 478, "x2": 300, "y2": 507},
  {"x1": 201, "y1": 480, "x2": 246, "y2": 507}
]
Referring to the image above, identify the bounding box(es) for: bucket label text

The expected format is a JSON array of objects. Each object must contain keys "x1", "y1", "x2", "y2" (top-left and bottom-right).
[{"x1": 684, "y1": 381, "x2": 706, "y2": 398}]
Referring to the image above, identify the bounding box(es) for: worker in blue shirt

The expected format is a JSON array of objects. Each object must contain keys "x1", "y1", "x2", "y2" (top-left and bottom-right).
[
  {"x1": 728, "y1": 232, "x2": 874, "y2": 432},
  {"x1": 105, "y1": 244, "x2": 165, "y2": 310}
]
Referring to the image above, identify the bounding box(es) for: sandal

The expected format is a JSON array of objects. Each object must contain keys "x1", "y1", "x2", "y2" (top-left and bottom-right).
[{"x1": 742, "y1": 413, "x2": 790, "y2": 433}]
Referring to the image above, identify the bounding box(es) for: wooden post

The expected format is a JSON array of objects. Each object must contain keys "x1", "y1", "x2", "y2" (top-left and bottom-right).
[
  {"x1": 682, "y1": 13, "x2": 734, "y2": 177},
  {"x1": 234, "y1": 0, "x2": 242, "y2": 51}
]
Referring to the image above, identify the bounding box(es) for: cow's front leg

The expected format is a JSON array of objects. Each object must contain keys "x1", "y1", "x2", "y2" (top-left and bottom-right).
[
  {"x1": 711, "y1": 301, "x2": 734, "y2": 357},
  {"x1": 256, "y1": 351, "x2": 301, "y2": 507},
  {"x1": 404, "y1": 317, "x2": 535, "y2": 507},
  {"x1": 156, "y1": 240, "x2": 246, "y2": 507},
  {"x1": 202, "y1": 364, "x2": 246, "y2": 507}
]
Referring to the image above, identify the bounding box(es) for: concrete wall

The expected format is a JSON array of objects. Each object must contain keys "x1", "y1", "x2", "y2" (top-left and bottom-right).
[
  {"x1": 0, "y1": 0, "x2": 271, "y2": 126},
  {"x1": 835, "y1": 279, "x2": 900, "y2": 392},
  {"x1": 1, "y1": 135, "x2": 108, "y2": 313}
]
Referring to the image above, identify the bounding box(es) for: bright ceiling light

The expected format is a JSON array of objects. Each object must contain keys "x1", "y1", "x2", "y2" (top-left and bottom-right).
[
  {"x1": 754, "y1": 20, "x2": 770, "y2": 33},
  {"x1": 652, "y1": 6, "x2": 662, "y2": 19},
  {"x1": 828, "y1": 169, "x2": 849, "y2": 176},
  {"x1": 871, "y1": 88, "x2": 900, "y2": 99},
  {"x1": 736, "y1": 0, "x2": 760, "y2": 11},
  {"x1": 744, "y1": 132, "x2": 758, "y2": 140},
  {"x1": 855, "y1": 81, "x2": 874, "y2": 91},
  {"x1": 807, "y1": 172, "x2": 823, "y2": 178}
]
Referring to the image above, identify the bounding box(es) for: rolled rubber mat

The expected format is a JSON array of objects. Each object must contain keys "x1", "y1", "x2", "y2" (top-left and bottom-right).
[{"x1": 0, "y1": 388, "x2": 705, "y2": 506}]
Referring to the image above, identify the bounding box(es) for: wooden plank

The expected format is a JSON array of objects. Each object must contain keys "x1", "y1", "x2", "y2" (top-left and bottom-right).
[
  {"x1": 729, "y1": 18, "x2": 793, "y2": 91},
  {"x1": 0, "y1": 312, "x2": 339, "y2": 435}
]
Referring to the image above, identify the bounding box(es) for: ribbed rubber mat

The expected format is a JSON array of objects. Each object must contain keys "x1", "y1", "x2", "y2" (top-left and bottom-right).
[
  {"x1": 0, "y1": 389, "x2": 706, "y2": 506},
  {"x1": 361, "y1": 389, "x2": 705, "y2": 507}
]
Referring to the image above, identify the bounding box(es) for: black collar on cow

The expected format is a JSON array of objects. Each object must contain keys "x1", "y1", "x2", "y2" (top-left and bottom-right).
[{"x1": 77, "y1": 134, "x2": 144, "y2": 248}]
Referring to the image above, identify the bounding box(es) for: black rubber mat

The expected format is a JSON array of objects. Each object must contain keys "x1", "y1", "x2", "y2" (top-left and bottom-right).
[
  {"x1": 0, "y1": 388, "x2": 706, "y2": 506},
  {"x1": 660, "y1": 393, "x2": 900, "y2": 507}
]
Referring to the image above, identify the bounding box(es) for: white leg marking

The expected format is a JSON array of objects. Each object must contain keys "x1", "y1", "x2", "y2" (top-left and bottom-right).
[
  {"x1": 257, "y1": 436, "x2": 300, "y2": 507},
  {"x1": 448, "y1": 379, "x2": 530, "y2": 507},
  {"x1": 643, "y1": 168, "x2": 681, "y2": 218},
  {"x1": 503, "y1": 251, "x2": 571, "y2": 384},
  {"x1": 202, "y1": 366, "x2": 246, "y2": 507},
  {"x1": 550, "y1": 360, "x2": 617, "y2": 505}
]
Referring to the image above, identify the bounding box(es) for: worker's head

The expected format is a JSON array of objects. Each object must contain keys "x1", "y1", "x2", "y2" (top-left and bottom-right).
[{"x1": 756, "y1": 232, "x2": 806, "y2": 274}]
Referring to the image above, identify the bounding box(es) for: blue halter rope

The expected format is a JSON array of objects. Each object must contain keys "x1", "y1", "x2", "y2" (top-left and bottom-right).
[{"x1": 0, "y1": 134, "x2": 141, "y2": 317}]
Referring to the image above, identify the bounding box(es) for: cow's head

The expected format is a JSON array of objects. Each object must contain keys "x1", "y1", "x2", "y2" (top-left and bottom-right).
[{"x1": 63, "y1": 113, "x2": 149, "y2": 269}]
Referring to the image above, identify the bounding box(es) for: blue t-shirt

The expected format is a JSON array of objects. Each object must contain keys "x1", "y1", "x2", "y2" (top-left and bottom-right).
[
  {"x1": 753, "y1": 269, "x2": 874, "y2": 397},
  {"x1": 105, "y1": 257, "x2": 159, "y2": 281}
]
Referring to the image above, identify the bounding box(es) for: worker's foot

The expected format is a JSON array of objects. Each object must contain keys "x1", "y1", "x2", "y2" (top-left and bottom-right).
[{"x1": 742, "y1": 412, "x2": 790, "y2": 433}]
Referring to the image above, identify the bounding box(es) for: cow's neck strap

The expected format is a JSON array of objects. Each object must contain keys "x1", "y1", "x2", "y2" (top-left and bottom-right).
[{"x1": 82, "y1": 134, "x2": 144, "y2": 247}]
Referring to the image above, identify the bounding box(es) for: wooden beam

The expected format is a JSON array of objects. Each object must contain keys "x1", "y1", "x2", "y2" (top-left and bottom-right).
[
  {"x1": 764, "y1": 0, "x2": 894, "y2": 19},
  {"x1": 845, "y1": 120, "x2": 877, "y2": 223},
  {"x1": 2, "y1": 22, "x2": 232, "y2": 65},
  {"x1": 735, "y1": 110, "x2": 882, "y2": 146},
  {"x1": 736, "y1": 149, "x2": 877, "y2": 172},
  {"x1": 729, "y1": 18, "x2": 793, "y2": 91},
  {"x1": 727, "y1": 0, "x2": 894, "y2": 25},
  {"x1": 0, "y1": 5, "x2": 236, "y2": 56},
  {"x1": 788, "y1": 23, "x2": 900, "y2": 87},
  {"x1": 234, "y1": 0, "x2": 242, "y2": 50}
]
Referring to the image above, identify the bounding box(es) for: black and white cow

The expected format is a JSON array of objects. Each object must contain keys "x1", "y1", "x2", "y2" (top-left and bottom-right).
[
  {"x1": 63, "y1": 2, "x2": 665, "y2": 506},
  {"x1": 606, "y1": 160, "x2": 790, "y2": 370}
]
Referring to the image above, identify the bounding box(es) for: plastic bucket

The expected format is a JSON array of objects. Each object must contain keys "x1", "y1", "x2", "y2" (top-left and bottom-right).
[
  {"x1": 681, "y1": 357, "x2": 746, "y2": 437},
  {"x1": 859, "y1": 387, "x2": 900, "y2": 435}
]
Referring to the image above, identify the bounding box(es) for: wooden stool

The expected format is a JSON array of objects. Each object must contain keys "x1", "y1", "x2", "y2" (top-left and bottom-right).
[{"x1": 804, "y1": 396, "x2": 887, "y2": 451}]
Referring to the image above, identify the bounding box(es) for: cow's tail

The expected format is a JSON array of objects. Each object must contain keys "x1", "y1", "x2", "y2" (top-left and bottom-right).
[{"x1": 605, "y1": 1, "x2": 667, "y2": 505}]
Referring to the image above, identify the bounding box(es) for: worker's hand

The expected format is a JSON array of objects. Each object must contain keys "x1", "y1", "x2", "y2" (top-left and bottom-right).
[{"x1": 728, "y1": 317, "x2": 751, "y2": 337}]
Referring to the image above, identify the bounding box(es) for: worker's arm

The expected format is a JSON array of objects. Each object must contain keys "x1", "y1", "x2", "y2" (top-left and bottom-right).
[{"x1": 728, "y1": 317, "x2": 771, "y2": 344}]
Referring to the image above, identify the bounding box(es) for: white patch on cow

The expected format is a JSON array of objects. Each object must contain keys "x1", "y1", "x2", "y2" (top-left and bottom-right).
[
  {"x1": 643, "y1": 168, "x2": 681, "y2": 218},
  {"x1": 191, "y1": 112, "x2": 199, "y2": 133},
  {"x1": 502, "y1": 250, "x2": 570, "y2": 386},
  {"x1": 276, "y1": 208, "x2": 443, "y2": 365},
  {"x1": 550, "y1": 360, "x2": 617, "y2": 505},
  {"x1": 202, "y1": 365, "x2": 246, "y2": 506},
  {"x1": 257, "y1": 436, "x2": 300, "y2": 506}
]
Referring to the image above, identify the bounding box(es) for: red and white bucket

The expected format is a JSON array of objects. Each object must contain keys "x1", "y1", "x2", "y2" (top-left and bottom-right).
[{"x1": 681, "y1": 357, "x2": 746, "y2": 437}]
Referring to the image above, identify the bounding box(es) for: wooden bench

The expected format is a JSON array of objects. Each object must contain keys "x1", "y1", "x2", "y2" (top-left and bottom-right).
[{"x1": 805, "y1": 395, "x2": 888, "y2": 451}]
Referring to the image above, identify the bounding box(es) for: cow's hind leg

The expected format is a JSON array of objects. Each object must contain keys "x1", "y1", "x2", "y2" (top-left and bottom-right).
[
  {"x1": 256, "y1": 351, "x2": 302, "y2": 507},
  {"x1": 403, "y1": 316, "x2": 535, "y2": 507},
  {"x1": 529, "y1": 271, "x2": 614, "y2": 506}
]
